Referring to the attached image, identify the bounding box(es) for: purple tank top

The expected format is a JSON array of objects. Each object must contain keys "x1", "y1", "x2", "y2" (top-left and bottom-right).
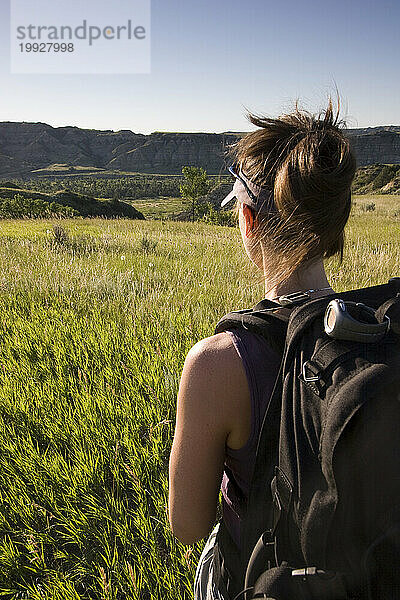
[{"x1": 220, "y1": 328, "x2": 282, "y2": 549}]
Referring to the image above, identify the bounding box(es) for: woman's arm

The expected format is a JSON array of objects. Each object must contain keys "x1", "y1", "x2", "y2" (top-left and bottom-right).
[{"x1": 168, "y1": 331, "x2": 250, "y2": 545}]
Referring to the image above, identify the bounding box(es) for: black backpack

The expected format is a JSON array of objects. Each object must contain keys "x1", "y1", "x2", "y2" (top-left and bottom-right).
[{"x1": 212, "y1": 278, "x2": 400, "y2": 600}]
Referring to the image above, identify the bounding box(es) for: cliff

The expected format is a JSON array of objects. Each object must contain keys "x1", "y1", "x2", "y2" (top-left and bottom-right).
[{"x1": 0, "y1": 122, "x2": 399, "y2": 178}]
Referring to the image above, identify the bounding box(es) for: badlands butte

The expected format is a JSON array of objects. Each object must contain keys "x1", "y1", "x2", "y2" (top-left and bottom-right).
[{"x1": 0, "y1": 122, "x2": 399, "y2": 178}]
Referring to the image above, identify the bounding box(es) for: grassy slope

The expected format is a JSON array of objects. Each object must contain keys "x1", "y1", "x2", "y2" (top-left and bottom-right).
[
  {"x1": 0, "y1": 187, "x2": 144, "y2": 219},
  {"x1": 0, "y1": 201, "x2": 400, "y2": 598}
]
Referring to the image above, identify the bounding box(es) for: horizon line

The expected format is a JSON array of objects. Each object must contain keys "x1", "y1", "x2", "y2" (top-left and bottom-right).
[{"x1": 1, "y1": 119, "x2": 400, "y2": 136}]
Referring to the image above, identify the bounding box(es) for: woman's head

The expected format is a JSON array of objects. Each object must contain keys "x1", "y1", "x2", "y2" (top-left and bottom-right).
[{"x1": 227, "y1": 96, "x2": 357, "y2": 291}]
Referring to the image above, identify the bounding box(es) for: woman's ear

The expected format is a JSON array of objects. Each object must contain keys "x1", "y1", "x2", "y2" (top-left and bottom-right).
[{"x1": 242, "y1": 204, "x2": 256, "y2": 237}]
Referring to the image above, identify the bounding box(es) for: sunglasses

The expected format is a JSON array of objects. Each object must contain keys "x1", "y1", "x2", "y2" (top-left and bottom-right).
[
  {"x1": 222, "y1": 163, "x2": 276, "y2": 212},
  {"x1": 228, "y1": 163, "x2": 260, "y2": 205}
]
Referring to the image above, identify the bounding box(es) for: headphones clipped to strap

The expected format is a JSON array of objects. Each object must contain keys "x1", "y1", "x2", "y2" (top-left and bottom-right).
[{"x1": 324, "y1": 299, "x2": 390, "y2": 343}]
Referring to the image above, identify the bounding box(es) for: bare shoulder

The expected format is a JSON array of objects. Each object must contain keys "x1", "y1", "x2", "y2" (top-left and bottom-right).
[
  {"x1": 185, "y1": 331, "x2": 245, "y2": 385},
  {"x1": 183, "y1": 332, "x2": 251, "y2": 450},
  {"x1": 188, "y1": 331, "x2": 238, "y2": 361}
]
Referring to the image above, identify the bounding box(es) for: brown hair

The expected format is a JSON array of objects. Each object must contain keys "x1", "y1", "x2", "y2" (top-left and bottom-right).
[{"x1": 231, "y1": 96, "x2": 357, "y2": 291}]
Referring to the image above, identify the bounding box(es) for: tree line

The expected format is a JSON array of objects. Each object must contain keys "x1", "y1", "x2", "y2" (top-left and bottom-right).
[{"x1": 6, "y1": 176, "x2": 185, "y2": 200}]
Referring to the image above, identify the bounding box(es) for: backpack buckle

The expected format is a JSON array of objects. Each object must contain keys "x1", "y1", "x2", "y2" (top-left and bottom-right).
[
  {"x1": 292, "y1": 566, "x2": 334, "y2": 578},
  {"x1": 302, "y1": 360, "x2": 321, "y2": 382},
  {"x1": 291, "y1": 567, "x2": 349, "y2": 599},
  {"x1": 276, "y1": 291, "x2": 311, "y2": 306}
]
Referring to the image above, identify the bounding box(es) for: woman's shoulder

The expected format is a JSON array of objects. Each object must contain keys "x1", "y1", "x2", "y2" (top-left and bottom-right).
[
  {"x1": 188, "y1": 331, "x2": 237, "y2": 361},
  {"x1": 182, "y1": 332, "x2": 249, "y2": 427},
  {"x1": 187, "y1": 328, "x2": 279, "y2": 371},
  {"x1": 185, "y1": 332, "x2": 246, "y2": 397}
]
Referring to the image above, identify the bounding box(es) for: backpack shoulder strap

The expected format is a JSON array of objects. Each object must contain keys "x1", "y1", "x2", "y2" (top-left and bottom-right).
[
  {"x1": 215, "y1": 299, "x2": 290, "y2": 355},
  {"x1": 284, "y1": 278, "x2": 400, "y2": 350}
]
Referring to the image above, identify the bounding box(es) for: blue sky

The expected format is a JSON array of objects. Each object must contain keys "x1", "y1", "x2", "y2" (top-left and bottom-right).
[{"x1": 0, "y1": 0, "x2": 399, "y2": 133}]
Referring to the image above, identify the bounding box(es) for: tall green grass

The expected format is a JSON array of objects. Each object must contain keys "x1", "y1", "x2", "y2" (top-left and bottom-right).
[{"x1": 0, "y1": 204, "x2": 400, "y2": 599}]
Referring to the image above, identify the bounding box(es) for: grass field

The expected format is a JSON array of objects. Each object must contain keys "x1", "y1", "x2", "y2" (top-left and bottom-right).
[
  {"x1": 133, "y1": 193, "x2": 400, "y2": 221},
  {"x1": 0, "y1": 196, "x2": 400, "y2": 599},
  {"x1": 130, "y1": 198, "x2": 184, "y2": 220}
]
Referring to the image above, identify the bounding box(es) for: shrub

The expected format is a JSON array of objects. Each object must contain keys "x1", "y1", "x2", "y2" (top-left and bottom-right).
[
  {"x1": 52, "y1": 225, "x2": 69, "y2": 246},
  {"x1": 201, "y1": 204, "x2": 236, "y2": 227},
  {"x1": 372, "y1": 165, "x2": 399, "y2": 190},
  {"x1": 0, "y1": 194, "x2": 78, "y2": 219},
  {"x1": 139, "y1": 234, "x2": 158, "y2": 253}
]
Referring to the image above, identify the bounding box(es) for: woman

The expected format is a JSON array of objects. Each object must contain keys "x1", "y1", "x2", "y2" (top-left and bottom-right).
[{"x1": 168, "y1": 97, "x2": 357, "y2": 600}]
